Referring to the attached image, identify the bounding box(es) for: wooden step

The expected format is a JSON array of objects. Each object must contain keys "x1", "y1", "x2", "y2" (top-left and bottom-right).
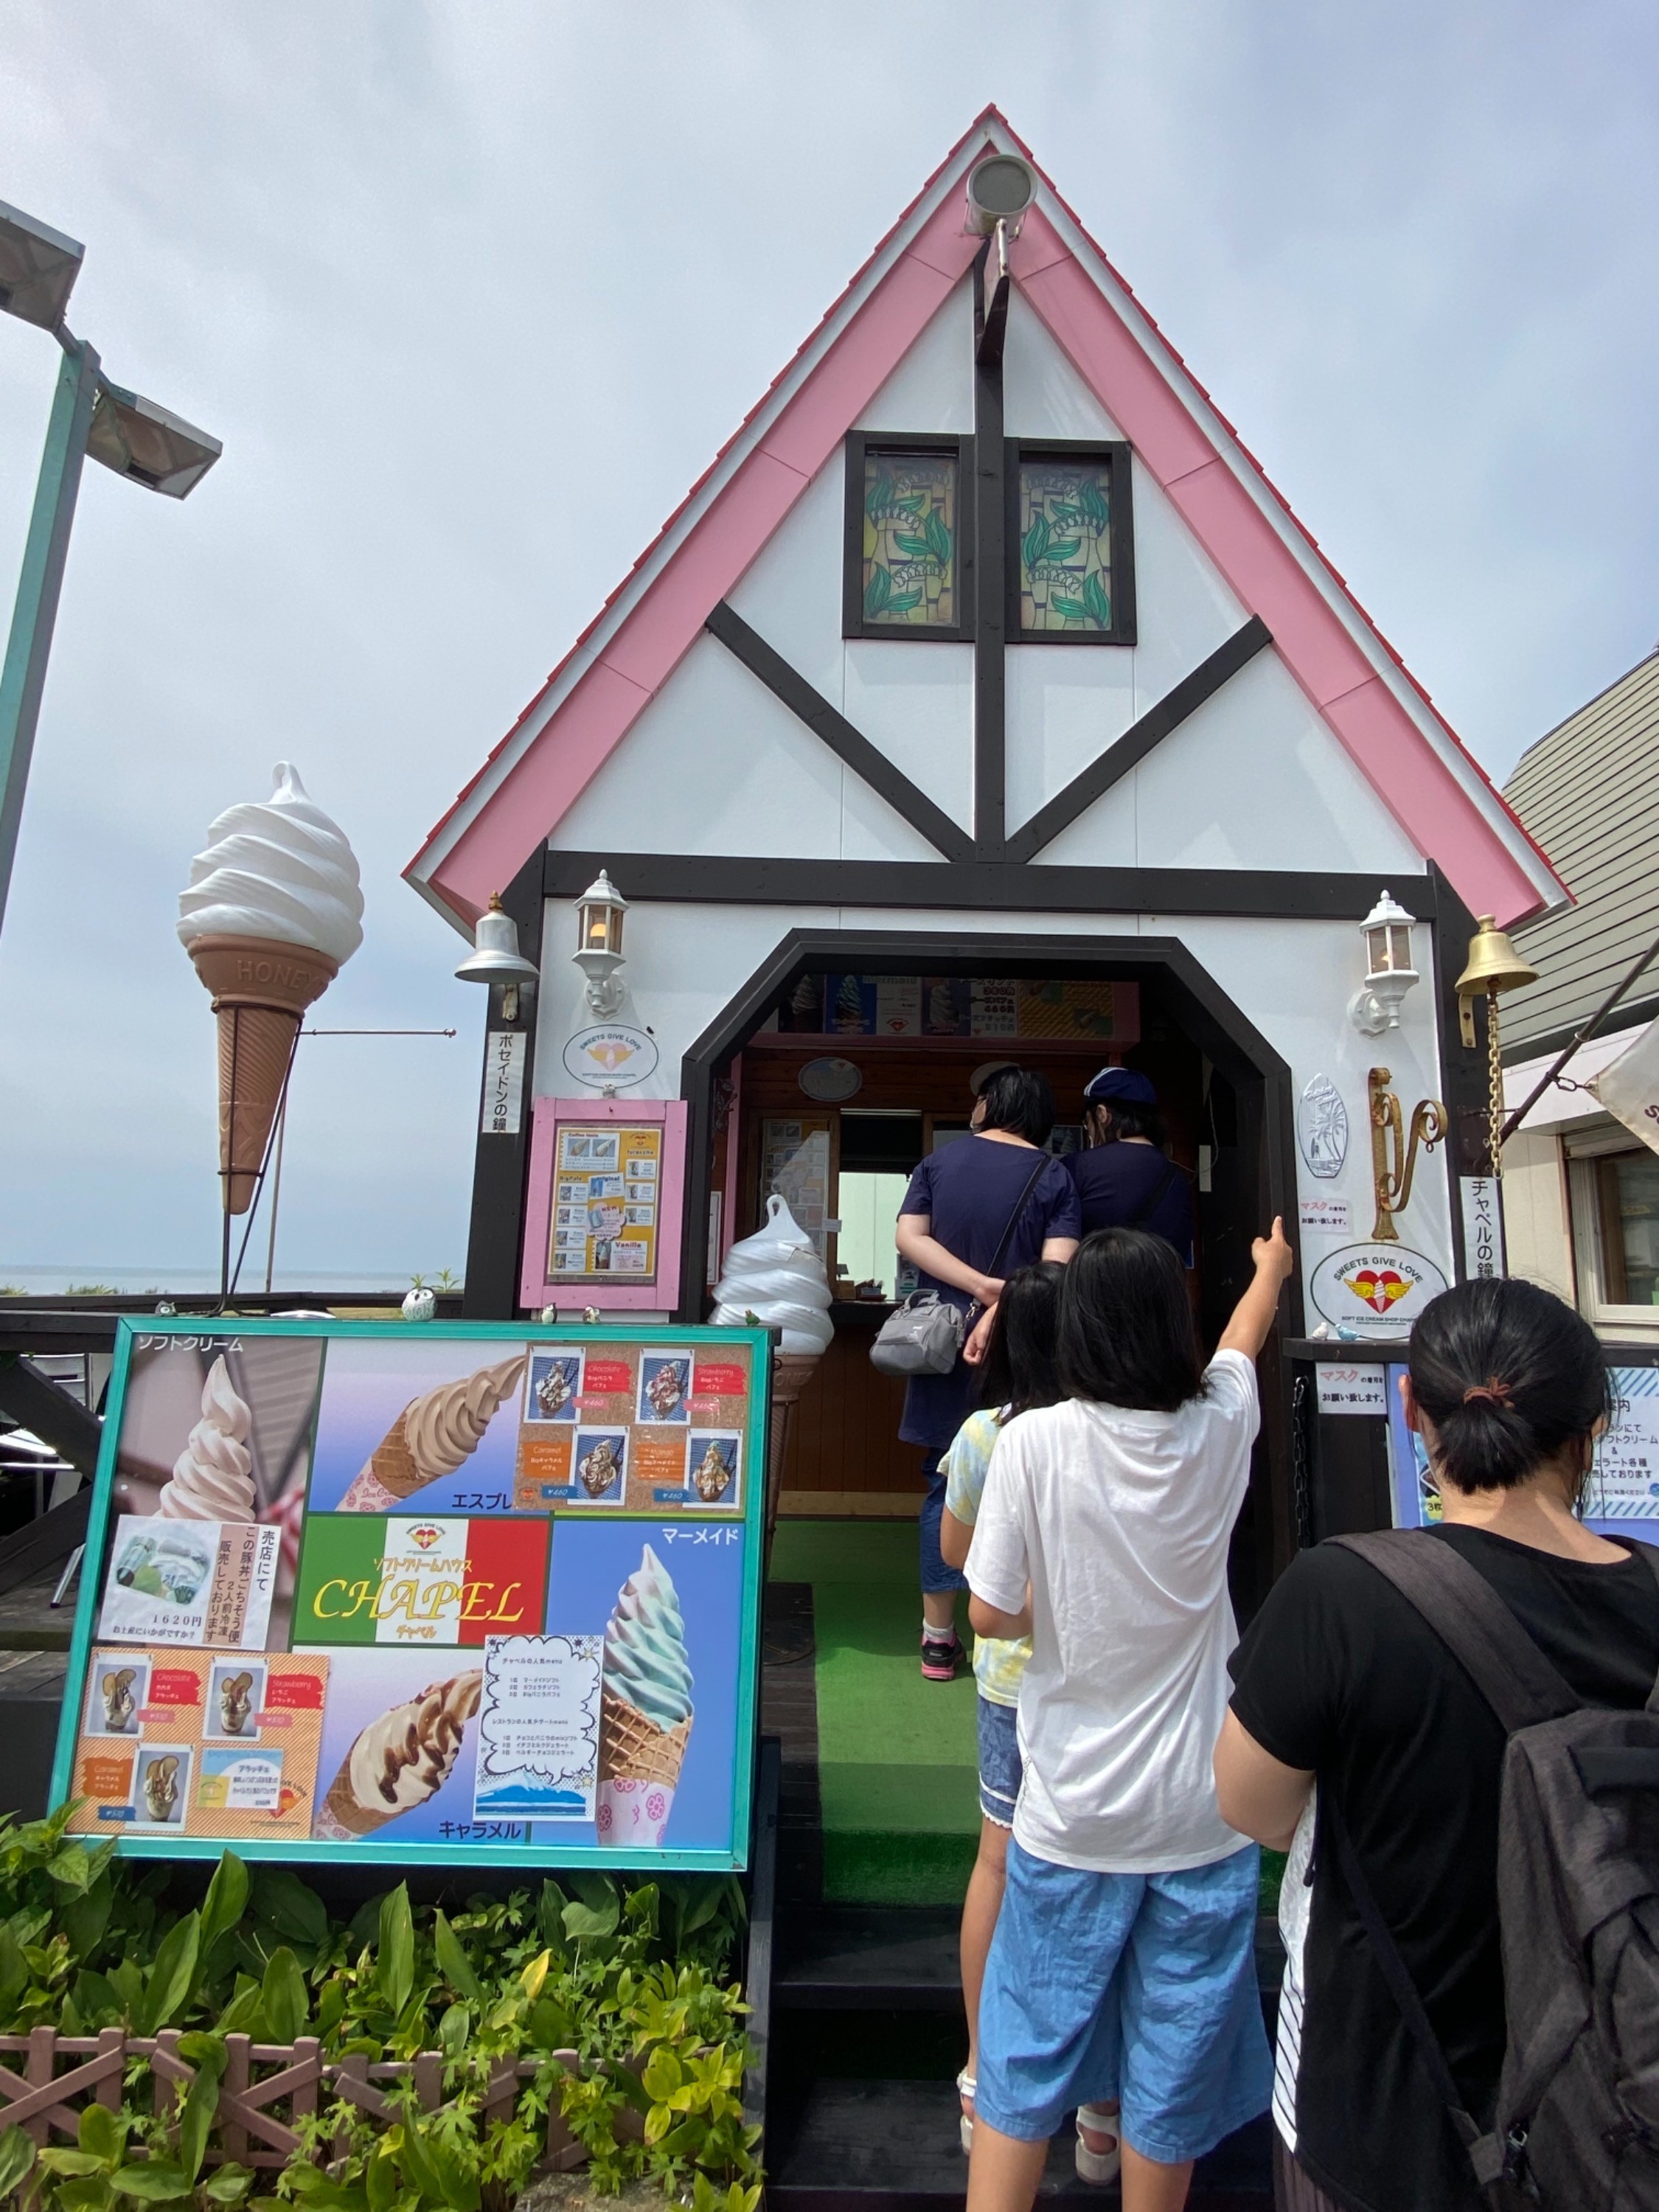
[{"x1": 766, "y1": 2077, "x2": 1272, "y2": 2208}]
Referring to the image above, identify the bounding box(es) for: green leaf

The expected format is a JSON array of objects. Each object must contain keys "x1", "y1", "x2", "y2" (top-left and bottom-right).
[
  {"x1": 136, "y1": 1911, "x2": 200, "y2": 2036},
  {"x1": 202, "y1": 2167, "x2": 255, "y2": 2206},
  {"x1": 431, "y1": 1912, "x2": 481, "y2": 2006},
  {"x1": 864, "y1": 467, "x2": 894, "y2": 521},
  {"x1": 46, "y1": 1843, "x2": 95, "y2": 1893},
  {"x1": 641, "y1": 2047, "x2": 681, "y2": 2101},
  {"x1": 885, "y1": 587, "x2": 922, "y2": 614},
  {"x1": 113, "y1": 2163, "x2": 192, "y2": 2201},
  {"x1": 924, "y1": 509, "x2": 952, "y2": 568},
  {"x1": 250, "y1": 1868, "x2": 328, "y2": 1950},
  {"x1": 891, "y1": 533, "x2": 931, "y2": 559},
  {"x1": 260, "y1": 1946, "x2": 308, "y2": 2045},
  {"x1": 0, "y1": 1922, "x2": 29, "y2": 2024},
  {"x1": 0, "y1": 2124, "x2": 38, "y2": 2199},
  {"x1": 1049, "y1": 595, "x2": 1085, "y2": 622},
  {"x1": 61, "y1": 1877, "x2": 115, "y2": 1962},
  {"x1": 199, "y1": 1854, "x2": 249, "y2": 1953},
  {"x1": 1083, "y1": 569, "x2": 1112, "y2": 628},
  {"x1": 862, "y1": 564, "x2": 892, "y2": 620},
  {"x1": 518, "y1": 1948, "x2": 551, "y2": 2002},
  {"x1": 377, "y1": 1885, "x2": 414, "y2": 2020},
  {"x1": 1044, "y1": 535, "x2": 1082, "y2": 563},
  {"x1": 38, "y1": 2149, "x2": 108, "y2": 2178},
  {"x1": 178, "y1": 2053, "x2": 220, "y2": 2183},
  {"x1": 78, "y1": 2102, "x2": 124, "y2": 2165},
  {"x1": 1021, "y1": 515, "x2": 1050, "y2": 571},
  {"x1": 364, "y1": 2150, "x2": 397, "y2": 2212}
]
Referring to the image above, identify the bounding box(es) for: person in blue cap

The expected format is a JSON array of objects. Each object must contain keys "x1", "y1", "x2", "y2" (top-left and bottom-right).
[{"x1": 1068, "y1": 1068, "x2": 1195, "y2": 1265}]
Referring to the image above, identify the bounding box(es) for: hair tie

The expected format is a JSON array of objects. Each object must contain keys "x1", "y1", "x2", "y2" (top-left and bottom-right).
[{"x1": 1462, "y1": 1378, "x2": 1513, "y2": 1407}]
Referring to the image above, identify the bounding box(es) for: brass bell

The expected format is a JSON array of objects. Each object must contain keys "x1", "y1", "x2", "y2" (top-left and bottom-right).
[{"x1": 1455, "y1": 916, "x2": 1538, "y2": 1048}]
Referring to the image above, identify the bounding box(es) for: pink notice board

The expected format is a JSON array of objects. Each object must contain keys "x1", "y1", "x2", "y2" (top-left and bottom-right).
[{"x1": 521, "y1": 1097, "x2": 689, "y2": 1312}]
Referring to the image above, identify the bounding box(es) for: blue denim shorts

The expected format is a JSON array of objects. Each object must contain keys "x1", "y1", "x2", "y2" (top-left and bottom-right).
[
  {"x1": 977, "y1": 1695, "x2": 1022, "y2": 1827},
  {"x1": 975, "y1": 1837, "x2": 1270, "y2": 2163}
]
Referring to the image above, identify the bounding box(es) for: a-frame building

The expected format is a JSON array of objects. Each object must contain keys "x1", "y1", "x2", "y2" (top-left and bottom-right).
[{"x1": 408, "y1": 110, "x2": 1565, "y2": 1585}]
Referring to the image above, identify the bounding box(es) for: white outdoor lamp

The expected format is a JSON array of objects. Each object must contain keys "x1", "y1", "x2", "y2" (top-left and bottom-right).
[
  {"x1": 572, "y1": 869, "x2": 628, "y2": 1015},
  {"x1": 455, "y1": 892, "x2": 538, "y2": 1020},
  {"x1": 1349, "y1": 891, "x2": 1421, "y2": 1037}
]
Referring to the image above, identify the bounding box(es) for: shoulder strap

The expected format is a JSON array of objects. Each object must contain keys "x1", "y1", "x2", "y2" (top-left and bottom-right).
[
  {"x1": 1124, "y1": 1156, "x2": 1179, "y2": 1231},
  {"x1": 1621, "y1": 1540, "x2": 1659, "y2": 1714},
  {"x1": 1329, "y1": 1530, "x2": 1578, "y2": 1734},
  {"x1": 987, "y1": 1153, "x2": 1051, "y2": 1279},
  {"x1": 1323, "y1": 1792, "x2": 1507, "y2": 2191}
]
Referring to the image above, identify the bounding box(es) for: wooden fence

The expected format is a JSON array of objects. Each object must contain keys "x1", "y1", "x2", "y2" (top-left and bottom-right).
[{"x1": 0, "y1": 2027, "x2": 595, "y2": 2174}]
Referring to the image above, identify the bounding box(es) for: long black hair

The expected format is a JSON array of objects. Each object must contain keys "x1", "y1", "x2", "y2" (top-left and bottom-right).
[
  {"x1": 1408, "y1": 1276, "x2": 1609, "y2": 1495},
  {"x1": 977, "y1": 1262, "x2": 1065, "y2": 1419},
  {"x1": 976, "y1": 1065, "x2": 1056, "y2": 1148},
  {"x1": 1058, "y1": 1228, "x2": 1204, "y2": 1413}
]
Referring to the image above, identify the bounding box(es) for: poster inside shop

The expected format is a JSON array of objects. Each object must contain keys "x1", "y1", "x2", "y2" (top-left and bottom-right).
[
  {"x1": 779, "y1": 975, "x2": 1141, "y2": 1043},
  {"x1": 547, "y1": 1123, "x2": 663, "y2": 1281},
  {"x1": 52, "y1": 1321, "x2": 769, "y2": 1869},
  {"x1": 1385, "y1": 1360, "x2": 1659, "y2": 1545}
]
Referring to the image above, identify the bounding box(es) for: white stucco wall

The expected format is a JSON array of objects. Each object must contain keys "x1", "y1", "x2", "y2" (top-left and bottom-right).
[{"x1": 532, "y1": 896, "x2": 1457, "y2": 1288}]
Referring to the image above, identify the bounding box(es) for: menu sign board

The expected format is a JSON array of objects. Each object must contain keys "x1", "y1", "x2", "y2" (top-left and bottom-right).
[
  {"x1": 548, "y1": 1123, "x2": 664, "y2": 1281},
  {"x1": 786, "y1": 975, "x2": 1142, "y2": 1043},
  {"x1": 52, "y1": 1320, "x2": 769, "y2": 1869}
]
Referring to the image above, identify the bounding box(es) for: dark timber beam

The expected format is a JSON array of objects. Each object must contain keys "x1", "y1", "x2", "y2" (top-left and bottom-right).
[
  {"x1": 1003, "y1": 616, "x2": 1273, "y2": 864},
  {"x1": 704, "y1": 602, "x2": 973, "y2": 863},
  {"x1": 972, "y1": 244, "x2": 1008, "y2": 856},
  {"x1": 543, "y1": 848, "x2": 1435, "y2": 924}
]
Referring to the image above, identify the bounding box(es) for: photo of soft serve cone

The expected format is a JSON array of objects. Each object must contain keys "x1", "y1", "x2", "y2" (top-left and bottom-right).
[
  {"x1": 177, "y1": 764, "x2": 364, "y2": 1214},
  {"x1": 339, "y1": 1354, "x2": 527, "y2": 1512},
  {"x1": 598, "y1": 1544, "x2": 694, "y2": 1848}
]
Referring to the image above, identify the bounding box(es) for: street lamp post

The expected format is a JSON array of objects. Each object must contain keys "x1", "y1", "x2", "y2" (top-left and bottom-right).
[{"x1": 0, "y1": 198, "x2": 221, "y2": 933}]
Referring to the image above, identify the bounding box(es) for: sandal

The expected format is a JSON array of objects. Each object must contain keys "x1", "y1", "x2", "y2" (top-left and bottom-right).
[
  {"x1": 1075, "y1": 2103, "x2": 1121, "y2": 2185},
  {"x1": 957, "y1": 2067, "x2": 975, "y2": 2154}
]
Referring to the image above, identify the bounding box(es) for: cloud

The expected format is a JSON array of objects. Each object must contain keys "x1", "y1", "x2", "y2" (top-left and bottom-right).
[{"x1": 0, "y1": 0, "x2": 1654, "y2": 1279}]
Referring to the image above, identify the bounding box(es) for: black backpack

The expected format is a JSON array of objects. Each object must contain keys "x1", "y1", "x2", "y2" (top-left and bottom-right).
[{"x1": 1329, "y1": 1529, "x2": 1659, "y2": 2210}]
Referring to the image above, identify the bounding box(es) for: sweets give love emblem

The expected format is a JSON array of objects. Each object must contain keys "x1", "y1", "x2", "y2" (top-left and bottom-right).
[{"x1": 1310, "y1": 1243, "x2": 1449, "y2": 1337}]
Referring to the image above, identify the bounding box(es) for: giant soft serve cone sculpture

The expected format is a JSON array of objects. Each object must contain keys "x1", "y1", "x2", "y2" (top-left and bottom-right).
[{"x1": 177, "y1": 765, "x2": 364, "y2": 1213}]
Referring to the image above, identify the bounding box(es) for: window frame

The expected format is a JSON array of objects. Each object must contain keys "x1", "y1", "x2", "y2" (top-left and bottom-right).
[
  {"x1": 841, "y1": 431, "x2": 975, "y2": 644},
  {"x1": 1005, "y1": 438, "x2": 1137, "y2": 647},
  {"x1": 1566, "y1": 1131, "x2": 1659, "y2": 1332}
]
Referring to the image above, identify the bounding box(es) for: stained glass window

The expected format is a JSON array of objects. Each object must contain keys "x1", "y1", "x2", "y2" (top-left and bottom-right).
[
  {"x1": 860, "y1": 448, "x2": 958, "y2": 629},
  {"x1": 1017, "y1": 456, "x2": 1113, "y2": 633}
]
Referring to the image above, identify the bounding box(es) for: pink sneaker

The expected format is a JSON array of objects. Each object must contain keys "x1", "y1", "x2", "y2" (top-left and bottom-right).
[{"x1": 921, "y1": 1633, "x2": 964, "y2": 1681}]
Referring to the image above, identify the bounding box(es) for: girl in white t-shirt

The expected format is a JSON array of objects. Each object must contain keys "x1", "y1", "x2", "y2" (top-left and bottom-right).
[{"x1": 965, "y1": 1219, "x2": 1293, "y2": 2212}]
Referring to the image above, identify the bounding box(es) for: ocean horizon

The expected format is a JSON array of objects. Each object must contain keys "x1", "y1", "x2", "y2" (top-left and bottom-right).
[{"x1": 0, "y1": 1265, "x2": 428, "y2": 1296}]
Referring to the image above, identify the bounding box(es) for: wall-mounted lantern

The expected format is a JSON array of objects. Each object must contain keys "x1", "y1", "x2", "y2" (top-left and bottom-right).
[
  {"x1": 572, "y1": 869, "x2": 628, "y2": 1016},
  {"x1": 455, "y1": 892, "x2": 538, "y2": 1022},
  {"x1": 1349, "y1": 891, "x2": 1421, "y2": 1037},
  {"x1": 1455, "y1": 914, "x2": 1539, "y2": 1173}
]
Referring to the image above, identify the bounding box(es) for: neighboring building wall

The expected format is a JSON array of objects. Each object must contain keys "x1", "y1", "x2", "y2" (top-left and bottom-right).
[{"x1": 1503, "y1": 649, "x2": 1659, "y2": 1057}]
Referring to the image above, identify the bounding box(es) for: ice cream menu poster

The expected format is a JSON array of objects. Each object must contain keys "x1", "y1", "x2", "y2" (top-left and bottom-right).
[{"x1": 52, "y1": 1321, "x2": 769, "y2": 1869}]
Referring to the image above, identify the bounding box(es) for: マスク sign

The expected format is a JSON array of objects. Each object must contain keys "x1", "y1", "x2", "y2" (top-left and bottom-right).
[{"x1": 52, "y1": 1319, "x2": 769, "y2": 1871}]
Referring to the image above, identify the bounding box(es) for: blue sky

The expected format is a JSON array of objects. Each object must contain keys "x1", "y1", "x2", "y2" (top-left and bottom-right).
[{"x1": 1, "y1": 1, "x2": 1655, "y2": 1284}]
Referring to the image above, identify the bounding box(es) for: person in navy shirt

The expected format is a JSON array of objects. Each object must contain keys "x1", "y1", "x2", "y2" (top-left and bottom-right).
[
  {"x1": 1065, "y1": 1066, "x2": 1195, "y2": 1267},
  {"x1": 896, "y1": 1065, "x2": 1081, "y2": 1680}
]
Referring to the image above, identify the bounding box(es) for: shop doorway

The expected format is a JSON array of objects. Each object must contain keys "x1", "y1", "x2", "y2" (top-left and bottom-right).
[{"x1": 678, "y1": 931, "x2": 1300, "y2": 1618}]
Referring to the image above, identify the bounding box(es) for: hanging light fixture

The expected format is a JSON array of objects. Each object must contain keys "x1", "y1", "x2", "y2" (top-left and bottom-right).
[
  {"x1": 455, "y1": 892, "x2": 538, "y2": 1021},
  {"x1": 1349, "y1": 891, "x2": 1421, "y2": 1036},
  {"x1": 1455, "y1": 916, "x2": 1540, "y2": 1175},
  {"x1": 572, "y1": 869, "x2": 628, "y2": 1015}
]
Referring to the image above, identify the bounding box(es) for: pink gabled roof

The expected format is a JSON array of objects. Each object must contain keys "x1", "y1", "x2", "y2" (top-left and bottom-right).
[{"x1": 407, "y1": 108, "x2": 1565, "y2": 931}]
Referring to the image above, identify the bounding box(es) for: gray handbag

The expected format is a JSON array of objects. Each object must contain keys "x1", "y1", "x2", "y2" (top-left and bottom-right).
[
  {"x1": 869, "y1": 1290, "x2": 964, "y2": 1376},
  {"x1": 870, "y1": 1152, "x2": 1050, "y2": 1378}
]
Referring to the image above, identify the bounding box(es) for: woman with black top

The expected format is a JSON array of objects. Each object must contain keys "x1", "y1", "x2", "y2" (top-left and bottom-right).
[
  {"x1": 894, "y1": 1065, "x2": 1081, "y2": 1681},
  {"x1": 1066, "y1": 1067, "x2": 1194, "y2": 1265},
  {"x1": 1215, "y1": 1278, "x2": 1659, "y2": 2212}
]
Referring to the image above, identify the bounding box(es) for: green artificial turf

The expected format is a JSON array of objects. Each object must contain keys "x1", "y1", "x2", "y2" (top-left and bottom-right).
[{"x1": 771, "y1": 1519, "x2": 981, "y2": 1905}]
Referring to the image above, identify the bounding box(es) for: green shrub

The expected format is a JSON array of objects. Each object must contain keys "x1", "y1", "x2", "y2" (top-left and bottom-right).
[{"x1": 0, "y1": 1807, "x2": 757, "y2": 2208}]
